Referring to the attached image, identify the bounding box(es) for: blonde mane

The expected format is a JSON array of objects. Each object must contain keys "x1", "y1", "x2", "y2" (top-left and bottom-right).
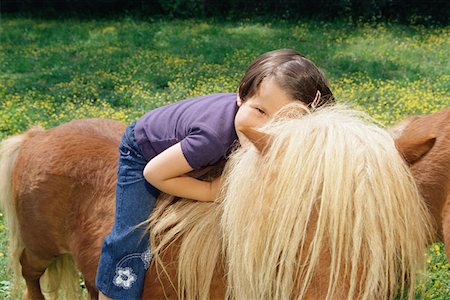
[{"x1": 149, "y1": 104, "x2": 433, "y2": 300}]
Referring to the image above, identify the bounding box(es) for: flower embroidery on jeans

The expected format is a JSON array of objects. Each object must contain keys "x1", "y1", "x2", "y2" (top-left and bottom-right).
[{"x1": 113, "y1": 267, "x2": 137, "y2": 289}]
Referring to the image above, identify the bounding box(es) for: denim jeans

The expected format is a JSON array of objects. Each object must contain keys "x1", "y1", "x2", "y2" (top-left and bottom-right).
[{"x1": 96, "y1": 122, "x2": 160, "y2": 299}]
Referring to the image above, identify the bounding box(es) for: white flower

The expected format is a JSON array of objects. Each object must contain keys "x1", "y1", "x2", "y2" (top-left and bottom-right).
[{"x1": 113, "y1": 267, "x2": 137, "y2": 289}]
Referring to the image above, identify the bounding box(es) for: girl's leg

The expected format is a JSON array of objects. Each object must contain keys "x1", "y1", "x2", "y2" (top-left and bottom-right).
[{"x1": 96, "y1": 124, "x2": 159, "y2": 300}]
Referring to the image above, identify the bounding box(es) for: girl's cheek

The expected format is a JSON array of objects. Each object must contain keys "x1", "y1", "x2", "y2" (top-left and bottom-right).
[{"x1": 241, "y1": 110, "x2": 253, "y2": 125}]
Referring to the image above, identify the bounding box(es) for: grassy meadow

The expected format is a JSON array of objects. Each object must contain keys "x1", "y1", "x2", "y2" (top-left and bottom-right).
[{"x1": 0, "y1": 16, "x2": 449, "y2": 298}]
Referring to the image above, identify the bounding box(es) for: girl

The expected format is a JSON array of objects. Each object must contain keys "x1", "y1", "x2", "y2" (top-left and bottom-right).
[{"x1": 96, "y1": 49, "x2": 335, "y2": 299}]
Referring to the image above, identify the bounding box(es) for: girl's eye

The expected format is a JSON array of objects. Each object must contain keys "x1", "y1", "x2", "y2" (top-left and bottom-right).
[{"x1": 256, "y1": 107, "x2": 266, "y2": 115}]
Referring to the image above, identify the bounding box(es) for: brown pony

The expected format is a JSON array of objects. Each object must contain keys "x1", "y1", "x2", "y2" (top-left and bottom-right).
[
  {"x1": 392, "y1": 108, "x2": 450, "y2": 257},
  {"x1": 0, "y1": 119, "x2": 223, "y2": 300},
  {"x1": 0, "y1": 105, "x2": 434, "y2": 300}
]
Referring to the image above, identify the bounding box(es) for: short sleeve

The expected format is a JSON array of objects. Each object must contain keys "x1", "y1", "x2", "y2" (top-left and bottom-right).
[{"x1": 180, "y1": 126, "x2": 226, "y2": 170}]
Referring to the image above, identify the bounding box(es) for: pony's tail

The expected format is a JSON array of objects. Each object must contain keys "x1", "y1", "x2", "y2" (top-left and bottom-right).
[
  {"x1": 40, "y1": 254, "x2": 83, "y2": 300},
  {"x1": 0, "y1": 131, "x2": 31, "y2": 298}
]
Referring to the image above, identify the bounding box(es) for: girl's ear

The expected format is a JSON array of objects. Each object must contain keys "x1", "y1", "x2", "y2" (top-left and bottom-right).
[
  {"x1": 237, "y1": 94, "x2": 243, "y2": 107},
  {"x1": 240, "y1": 127, "x2": 271, "y2": 155}
]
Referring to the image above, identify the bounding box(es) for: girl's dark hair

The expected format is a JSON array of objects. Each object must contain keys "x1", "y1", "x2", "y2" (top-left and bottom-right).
[{"x1": 238, "y1": 49, "x2": 335, "y2": 107}]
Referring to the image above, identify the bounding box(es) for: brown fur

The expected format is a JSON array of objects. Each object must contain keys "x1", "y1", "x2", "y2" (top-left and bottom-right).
[
  {"x1": 12, "y1": 119, "x2": 122, "y2": 299},
  {"x1": 393, "y1": 108, "x2": 450, "y2": 256}
]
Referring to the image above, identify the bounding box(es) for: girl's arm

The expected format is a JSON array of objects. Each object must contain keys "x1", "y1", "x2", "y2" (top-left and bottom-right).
[{"x1": 143, "y1": 142, "x2": 221, "y2": 202}]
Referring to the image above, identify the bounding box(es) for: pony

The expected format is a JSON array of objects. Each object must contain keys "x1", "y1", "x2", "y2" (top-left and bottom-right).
[
  {"x1": 0, "y1": 104, "x2": 433, "y2": 300},
  {"x1": 391, "y1": 108, "x2": 450, "y2": 257}
]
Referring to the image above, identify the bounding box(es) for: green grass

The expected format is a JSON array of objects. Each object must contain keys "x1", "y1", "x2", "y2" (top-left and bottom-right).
[{"x1": 0, "y1": 16, "x2": 449, "y2": 299}]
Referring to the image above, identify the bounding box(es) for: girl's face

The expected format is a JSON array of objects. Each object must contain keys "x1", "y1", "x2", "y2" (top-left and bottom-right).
[{"x1": 235, "y1": 77, "x2": 295, "y2": 148}]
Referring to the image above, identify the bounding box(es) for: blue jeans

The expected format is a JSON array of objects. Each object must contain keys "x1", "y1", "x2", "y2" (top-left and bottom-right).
[{"x1": 96, "y1": 122, "x2": 160, "y2": 299}]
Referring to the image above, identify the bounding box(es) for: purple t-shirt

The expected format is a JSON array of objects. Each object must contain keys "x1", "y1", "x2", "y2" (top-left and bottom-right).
[{"x1": 134, "y1": 93, "x2": 239, "y2": 170}]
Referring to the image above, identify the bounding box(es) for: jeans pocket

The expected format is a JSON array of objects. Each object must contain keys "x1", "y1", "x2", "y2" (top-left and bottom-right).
[{"x1": 119, "y1": 143, "x2": 131, "y2": 157}]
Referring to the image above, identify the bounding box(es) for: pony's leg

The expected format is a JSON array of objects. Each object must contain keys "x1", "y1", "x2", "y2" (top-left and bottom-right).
[
  {"x1": 20, "y1": 248, "x2": 52, "y2": 300},
  {"x1": 442, "y1": 199, "x2": 450, "y2": 258},
  {"x1": 85, "y1": 281, "x2": 99, "y2": 300}
]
